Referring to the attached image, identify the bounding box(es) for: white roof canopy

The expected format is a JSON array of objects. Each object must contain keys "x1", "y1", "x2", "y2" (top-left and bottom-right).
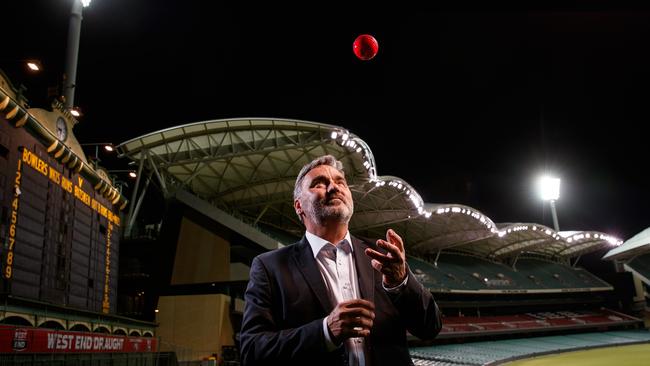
[
  {"x1": 118, "y1": 117, "x2": 622, "y2": 261},
  {"x1": 603, "y1": 227, "x2": 650, "y2": 260}
]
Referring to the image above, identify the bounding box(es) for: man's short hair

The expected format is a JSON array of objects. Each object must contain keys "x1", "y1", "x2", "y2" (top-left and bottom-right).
[{"x1": 293, "y1": 155, "x2": 345, "y2": 201}]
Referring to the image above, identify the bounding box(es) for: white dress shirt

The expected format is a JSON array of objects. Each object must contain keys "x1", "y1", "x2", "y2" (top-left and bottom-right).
[
  {"x1": 306, "y1": 231, "x2": 366, "y2": 366},
  {"x1": 305, "y1": 231, "x2": 409, "y2": 366}
]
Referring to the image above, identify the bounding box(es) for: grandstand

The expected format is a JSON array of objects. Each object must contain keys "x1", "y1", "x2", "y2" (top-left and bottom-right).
[
  {"x1": 408, "y1": 253, "x2": 611, "y2": 293},
  {"x1": 604, "y1": 227, "x2": 650, "y2": 313},
  {"x1": 113, "y1": 118, "x2": 644, "y2": 363},
  {"x1": 436, "y1": 308, "x2": 640, "y2": 339}
]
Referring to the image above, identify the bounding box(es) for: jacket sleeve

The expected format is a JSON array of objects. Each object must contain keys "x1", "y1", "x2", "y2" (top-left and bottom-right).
[
  {"x1": 239, "y1": 256, "x2": 329, "y2": 365},
  {"x1": 389, "y1": 267, "x2": 442, "y2": 340}
]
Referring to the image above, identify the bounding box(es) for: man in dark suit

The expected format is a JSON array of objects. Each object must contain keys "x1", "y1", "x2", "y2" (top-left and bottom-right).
[{"x1": 240, "y1": 155, "x2": 441, "y2": 365}]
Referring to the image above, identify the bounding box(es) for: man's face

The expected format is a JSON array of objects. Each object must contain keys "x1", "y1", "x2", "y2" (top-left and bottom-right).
[{"x1": 297, "y1": 164, "x2": 354, "y2": 226}]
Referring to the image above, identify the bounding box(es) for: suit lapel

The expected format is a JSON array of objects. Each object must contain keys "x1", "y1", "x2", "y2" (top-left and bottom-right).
[
  {"x1": 352, "y1": 237, "x2": 375, "y2": 304},
  {"x1": 292, "y1": 237, "x2": 333, "y2": 312}
]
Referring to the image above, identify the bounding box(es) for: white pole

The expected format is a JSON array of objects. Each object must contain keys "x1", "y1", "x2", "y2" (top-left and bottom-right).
[
  {"x1": 63, "y1": 0, "x2": 84, "y2": 108},
  {"x1": 549, "y1": 199, "x2": 560, "y2": 231}
]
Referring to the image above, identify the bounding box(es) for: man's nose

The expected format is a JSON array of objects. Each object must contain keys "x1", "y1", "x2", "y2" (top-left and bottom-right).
[{"x1": 327, "y1": 181, "x2": 340, "y2": 193}]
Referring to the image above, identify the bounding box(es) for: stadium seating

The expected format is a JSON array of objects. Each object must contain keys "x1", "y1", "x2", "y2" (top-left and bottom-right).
[
  {"x1": 411, "y1": 329, "x2": 650, "y2": 366},
  {"x1": 407, "y1": 254, "x2": 609, "y2": 292},
  {"x1": 436, "y1": 309, "x2": 641, "y2": 338}
]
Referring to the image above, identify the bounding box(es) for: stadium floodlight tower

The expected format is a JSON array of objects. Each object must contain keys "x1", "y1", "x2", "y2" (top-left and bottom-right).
[
  {"x1": 63, "y1": 0, "x2": 92, "y2": 110},
  {"x1": 538, "y1": 175, "x2": 561, "y2": 231}
]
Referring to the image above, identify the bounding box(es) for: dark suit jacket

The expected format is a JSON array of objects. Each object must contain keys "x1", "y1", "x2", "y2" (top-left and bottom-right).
[{"x1": 240, "y1": 236, "x2": 442, "y2": 366}]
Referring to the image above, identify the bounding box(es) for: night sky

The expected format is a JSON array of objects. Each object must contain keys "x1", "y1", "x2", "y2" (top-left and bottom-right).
[{"x1": 5, "y1": 1, "x2": 649, "y2": 242}]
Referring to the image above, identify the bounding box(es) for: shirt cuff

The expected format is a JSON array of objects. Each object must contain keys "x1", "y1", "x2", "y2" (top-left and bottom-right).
[
  {"x1": 322, "y1": 317, "x2": 338, "y2": 351},
  {"x1": 382, "y1": 274, "x2": 408, "y2": 293}
]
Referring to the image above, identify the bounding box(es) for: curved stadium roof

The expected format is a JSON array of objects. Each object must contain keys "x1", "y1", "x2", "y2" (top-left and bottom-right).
[
  {"x1": 603, "y1": 226, "x2": 650, "y2": 261},
  {"x1": 118, "y1": 117, "x2": 622, "y2": 262}
]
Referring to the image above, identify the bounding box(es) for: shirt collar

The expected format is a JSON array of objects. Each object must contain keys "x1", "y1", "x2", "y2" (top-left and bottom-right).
[{"x1": 305, "y1": 230, "x2": 353, "y2": 258}]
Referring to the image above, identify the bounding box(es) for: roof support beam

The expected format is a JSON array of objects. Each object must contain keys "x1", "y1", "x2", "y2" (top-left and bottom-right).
[{"x1": 126, "y1": 150, "x2": 147, "y2": 235}]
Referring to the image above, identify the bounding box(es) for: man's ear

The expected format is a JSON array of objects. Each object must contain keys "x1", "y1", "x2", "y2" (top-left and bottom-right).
[{"x1": 294, "y1": 199, "x2": 302, "y2": 216}]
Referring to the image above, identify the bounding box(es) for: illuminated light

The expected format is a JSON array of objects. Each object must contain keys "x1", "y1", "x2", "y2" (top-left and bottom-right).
[
  {"x1": 128, "y1": 171, "x2": 137, "y2": 178},
  {"x1": 330, "y1": 131, "x2": 338, "y2": 139},
  {"x1": 436, "y1": 208, "x2": 445, "y2": 214},
  {"x1": 444, "y1": 208, "x2": 450, "y2": 213},
  {"x1": 154, "y1": 309, "x2": 159, "y2": 313},
  {"x1": 532, "y1": 226, "x2": 537, "y2": 230},
  {"x1": 70, "y1": 107, "x2": 82, "y2": 117},
  {"x1": 452, "y1": 207, "x2": 461, "y2": 213},
  {"x1": 586, "y1": 233, "x2": 591, "y2": 238},
  {"x1": 545, "y1": 229, "x2": 551, "y2": 235},
  {"x1": 498, "y1": 231, "x2": 506, "y2": 237},
  {"x1": 342, "y1": 134, "x2": 349, "y2": 141},
  {"x1": 356, "y1": 147, "x2": 362, "y2": 153},
  {"x1": 425, "y1": 212, "x2": 432, "y2": 218},
  {"x1": 81, "y1": 0, "x2": 92, "y2": 7},
  {"x1": 538, "y1": 176, "x2": 561, "y2": 200},
  {"x1": 27, "y1": 62, "x2": 40, "y2": 71},
  {"x1": 567, "y1": 238, "x2": 573, "y2": 243},
  {"x1": 104, "y1": 145, "x2": 114, "y2": 152},
  {"x1": 507, "y1": 229, "x2": 511, "y2": 233},
  {"x1": 397, "y1": 184, "x2": 403, "y2": 189}
]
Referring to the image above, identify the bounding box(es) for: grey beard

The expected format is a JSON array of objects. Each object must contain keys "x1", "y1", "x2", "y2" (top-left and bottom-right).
[{"x1": 307, "y1": 199, "x2": 354, "y2": 226}]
